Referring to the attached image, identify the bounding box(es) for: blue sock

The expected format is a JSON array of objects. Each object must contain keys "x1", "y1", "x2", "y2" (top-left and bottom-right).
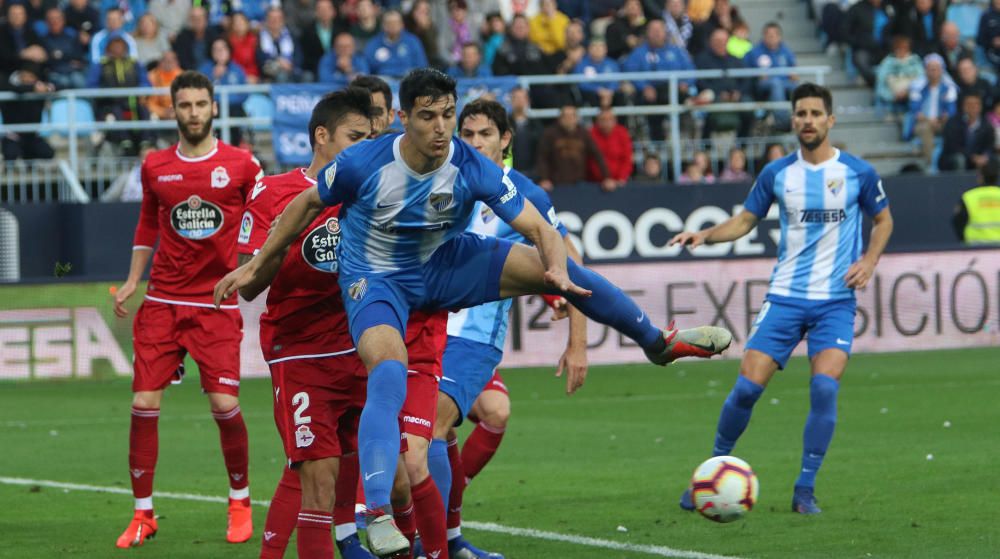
[
  {"x1": 713, "y1": 375, "x2": 764, "y2": 456},
  {"x1": 427, "y1": 438, "x2": 452, "y2": 506},
  {"x1": 796, "y1": 374, "x2": 839, "y2": 489},
  {"x1": 564, "y1": 259, "x2": 661, "y2": 348},
  {"x1": 358, "y1": 360, "x2": 407, "y2": 510}
]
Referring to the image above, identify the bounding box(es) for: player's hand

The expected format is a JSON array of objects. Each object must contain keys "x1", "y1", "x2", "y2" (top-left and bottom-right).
[
  {"x1": 556, "y1": 343, "x2": 588, "y2": 395},
  {"x1": 550, "y1": 296, "x2": 569, "y2": 321},
  {"x1": 544, "y1": 269, "x2": 592, "y2": 298},
  {"x1": 844, "y1": 258, "x2": 876, "y2": 289},
  {"x1": 113, "y1": 281, "x2": 137, "y2": 318},
  {"x1": 669, "y1": 231, "x2": 707, "y2": 248},
  {"x1": 214, "y1": 262, "x2": 258, "y2": 307}
]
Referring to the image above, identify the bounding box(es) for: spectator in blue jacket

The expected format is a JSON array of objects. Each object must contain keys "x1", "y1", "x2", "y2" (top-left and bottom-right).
[
  {"x1": 908, "y1": 53, "x2": 958, "y2": 165},
  {"x1": 42, "y1": 8, "x2": 89, "y2": 90},
  {"x1": 100, "y1": 0, "x2": 145, "y2": 33},
  {"x1": 447, "y1": 42, "x2": 492, "y2": 78},
  {"x1": 90, "y1": 8, "x2": 138, "y2": 64},
  {"x1": 621, "y1": 19, "x2": 695, "y2": 140},
  {"x1": 978, "y1": 0, "x2": 1000, "y2": 71},
  {"x1": 318, "y1": 32, "x2": 370, "y2": 83},
  {"x1": 257, "y1": 7, "x2": 307, "y2": 83},
  {"x1": 364, "y1": 9, "x2": 428, "y2": 78},
  {"x1": 575, "y1": 38, "x2": 622, "y2": 108},
  {"x1": 201, "y1": 38, "x2": 250, "y2": 146},
  {"x1": 746, "y1": 22, "x2": 797, "y2": 129}
]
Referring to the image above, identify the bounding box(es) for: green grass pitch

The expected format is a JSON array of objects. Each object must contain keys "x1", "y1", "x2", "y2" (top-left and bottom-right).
[{"x1": 1, "y1": 349, "x2": 998, "y2": 558}]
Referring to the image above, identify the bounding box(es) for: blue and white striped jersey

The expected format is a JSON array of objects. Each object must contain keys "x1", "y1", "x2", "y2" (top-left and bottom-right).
[
  {"x1": 447, "y1": 167, "x2": 568, "y2": 350},
  {"x1": 315, "y1": 133, "x2": 525, "y2": 275},
  {"x1": 744, "y1": 149, "x2": 889, "y2": 300}
]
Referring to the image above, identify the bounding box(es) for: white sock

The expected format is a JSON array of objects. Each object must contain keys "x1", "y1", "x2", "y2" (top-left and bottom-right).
[
  {"x1": 135, "y1": 496, "x2": 153, "y2": 511},
  {"x1": 335, "y1": 523, "x2": 358, "y2": 541},
  {"x1": 447, "y1": 527, "x2": 461, "y2": 541},
  {"x1": 229, "y1": 487, "x2": 249, "y2": 500}
]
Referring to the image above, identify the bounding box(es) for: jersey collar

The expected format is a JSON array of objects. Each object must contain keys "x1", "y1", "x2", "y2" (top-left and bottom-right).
[
  {"x1": 392, "y1": 135, "x2": 455, "y2": 179},
  {"x1": 175, "y1": 139, "x2": 219, "y2": 162},
  {"x1": 795, "y1": 148, "x2": 840, "y2": 171}
]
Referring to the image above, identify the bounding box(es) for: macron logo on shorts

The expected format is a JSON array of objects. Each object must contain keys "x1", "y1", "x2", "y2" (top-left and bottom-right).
[
  {"x1": 403, "y1": 415, "x2": 432, "y2": 429},
  {"x1": 219, "y1": 377, "x2": 240, "y2": 387}
]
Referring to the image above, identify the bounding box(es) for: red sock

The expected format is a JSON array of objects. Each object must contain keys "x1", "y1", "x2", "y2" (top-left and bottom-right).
[
  {"x1": 259, "y1": 468, "x2": 301, "y2": 559},
  {"x1": 128, "y1": 406, "x2": 159, "y2": 506},
  {"x1": 411, "y1": 476, "x2": 448, "y2": 559},
  {"x1": 213, "y1": 405, "x2": 249, "y2": 491},
  {"x1": 461, "y1": 421, "x2": 505, "y2": 479},
  {"x1": 334, "y1": 453, "x2": 360, "y2": 528},
  {"x1": 446, "y1": 438, "x2": 465, "y2": 530},
  {"x1": 296, "y1": 509, "x2": 333, "y2": 559},
  {"x1": 393, "y1": 500, "x2": 416, "y2": 558}
]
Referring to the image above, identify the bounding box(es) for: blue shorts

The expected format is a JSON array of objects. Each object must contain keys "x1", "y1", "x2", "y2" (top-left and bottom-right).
[
  {"x1": 745, "y1": 294, "x2": 856, "y2": 369},
  {"x1": 339, "y1": 233, "x2": 515, "y2": 343},
  {"x1": 440, "y1": 336, "x2": 504, "y2": 426}
]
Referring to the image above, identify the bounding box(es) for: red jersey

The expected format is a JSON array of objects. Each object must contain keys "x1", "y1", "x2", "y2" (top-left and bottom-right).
[
  {"x1": 134, "y1": 140, "x2": 262, "y2": 307},
  {"x1": 239, "y1": 168, "x2": 353, "y2": 362}
]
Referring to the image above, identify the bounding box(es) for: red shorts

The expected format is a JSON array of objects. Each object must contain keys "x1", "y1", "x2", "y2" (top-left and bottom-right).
[
  {"x1": 270, "y1": 352, "x2": 367, "y2": 464},
  {"x1": 398, "y1": 310, "x2": 447, "y2": 443},
  {"x1": 482, "y1": 370, "x2": 508, "y2": 396},
  {"x1": 132, "y1": 300, "x2": 242, "y2": 395},
  {"x1": 400, "y1": 366, "x2": 439, "y2": 441}
]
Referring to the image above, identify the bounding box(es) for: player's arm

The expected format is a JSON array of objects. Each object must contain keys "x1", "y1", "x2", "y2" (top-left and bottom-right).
[
  {"x1": 556, "y1": 238, "x2": 589, "y2": 395},
  {"x1": 669, "y1": 210, "x2": 759, "y2": 248},
  {"x1": 508, "y1": 202, "x2": 590, "y2": 296},
  {"x1": 115, "y1": 164, "x2": 157, "y2": 317},
  {"x1": 215, "y1": 187, "x2": 324, "y2": 304},
  {"x1": 845, "y1": 206, "x2": 893, "y2": 289}
]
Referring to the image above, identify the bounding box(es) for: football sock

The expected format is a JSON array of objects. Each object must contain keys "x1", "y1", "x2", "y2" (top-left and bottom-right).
[
  {"x1": 358, "y1": 359, "x2": 407, "y2": 509},
  {"x1": 333, "y1": 453, "x2": 360, "y2": 539},
  {"x1": 427, "y1": 438, "x2": 452, "y2": 506},
  {"x1": 797, "y1": 374, "x2": 840, "y2": 489},
  {"x1": 461, "y1": 421, "x2": 505, "y2": 479},
  {"x1": 296, "y1": 509, "x2": 333, "y2": 559},
  {"x1": 129, "y1": 406, "x2": 159, "y2": 509},
  {"x1": 212, "y1": 405, "x2": 250, "y2": 493},
  {"x1": 259, "y1": 467, "x2": 300, "y2": 559},
  {"x1": 393, "y1": 500, "x2": 417, "y2": 546},
  {"x1": 713, "y1": 375, "x2": 764, "y2": 456},
  {"x1": 564, "y1": 259, "x2": 662, "y2": 349},
  {"x1": 411, "y1": 476, "x2": 449, "y2": 559},
  {"x1": 446, "y1": 437, "x2": 465, "y2": 531}
]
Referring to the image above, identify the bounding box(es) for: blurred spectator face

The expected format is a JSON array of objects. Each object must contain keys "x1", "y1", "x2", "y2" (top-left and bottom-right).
[
  {"x1": 642, "y1": 155, "x2": 661, "y2": 179},
  {"x1": 231, "y1": 12, "x2": 250, "y2": 37},
  {"x1": 957, "y1": 58, "x2": 977, "y2": 85},
  {"x1": 709, "y1": 29, "x2": 729, "y2": 56},
  {"x1": 728, "y1": 148, "x2": 746, "y2": 171},
  {"x1": 693, "y1": 151, "x2": 711, "y2": 174},
  {"x1": 763, "y1": 25, "x2": 781, "y2": 50},
  {"x1": 766, "y1": 143, "x2": 785, "y2": 162},
  {"x1": 510, "y1": 16, "x2": 530, "y2": 40},
  {"x1": 541, "y1": 0, "x2": 557, "y2": 17},
  {"x1": 160, "y1": 50, "x2": 179, "y2": 71},
  {"x1": 925, "y1": 59, "x2": 943, "y2": 84},
  {"x1": 461, "y1": 44, "x2": 481, "y2": 71},
  {"x1": 383, "y1": 11, "x2": 404, "y2": 40},
  {"x1": 915, "y1": 0, "x2": 932, "y2": 14},
  {"x1": 357, "y1": 0, "x2": 378, "y2": 23},
  {"x1": 623, "y1": 0, "x2": 642, "y2": 20},
  {"x1": 566, "y1": 21, "x2": 585, "y2": 48},
  {"x1": 106, "y1": 9, "x2": 124, "y2": 32},
  {"x1": 868, "y1": 0, "x2": 882, "y2": 7},
  {"x1": 733, "y1": 23, "x2": 749, "y2": 40},
  {"x1": 69, "y1": 0, "x2": 89, "y2": 10},
  {"x1": 45, "y1": 8, "x2": 65, "y2": 34},
  {"x1": 963, "y1": 95, "x2": 983, "y2": 121},
  {"x1": 8, "y1": 5, "x2": 27, "y2": 29},
  {"x1": 448, "y1": 0, "x2": 467, "y2": 23},
  {"x1": 334, "y1": 33, "x2": 356, "y2": 56},
  {"x1": 646, "y1": 20, "x2": 667, "y2": 49},
  {"x1": 596, "y1": 109, "x2": 617, "y2": 134},
  {"x1": 211, "y1": 38, "x2": 232, "y2": 64},
  {"x1": 941, "y1": 23, "x2": 959, "y2": 50},
  {"x1": 714, "y1": 0, "x2": 731, "y2": 17},
  {"x1": 189, "y1": 7, "x2": 208, "y2": 34},
  {"x1": 684, "y1": 161, "x2": 703, "y2": 181},
  {"x1": 587, "y1": 40, "x2": 607, "y2": 62},
  {"x1": 511, "y1": 88, "x2": 530, "y2": 112},
  {"x1": 411, "y1": 0, "x2": 432, "y2": 27},
  {"x1": 137, "y1": 14, "x2": 158, "y2": 39},
  {"x1": 266, "y1": 8, "x2": 286, "y2": 35},
  {"x1": 667, "y1": 0, "x2": 684, "y2": 19},
  {"x1": 558, "y1": 105, "x2": 579, "y2": 131},
  {"x1": 891, "y1": 36, "x2": 911, "y2": 58},
  {"x1": 316, "y1": 0, "x2": 336, "y2": 25},
  {"x1": 107, "y1": 37, "x2": 128, "y2": 59},
  {"x1": 487, "y1": 14, "x2": 505, "y2": 35}
]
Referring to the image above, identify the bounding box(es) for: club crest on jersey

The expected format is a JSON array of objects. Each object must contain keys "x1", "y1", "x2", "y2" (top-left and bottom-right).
[
  {"x1": 171, "y1": 195, "x2": 224, "y2": 239},
  {"x1": 295, "y1": 424, "x2": 315, "y2": 448},
  {"x1": 211, "y1": 166, "x2": 230, "y2": 188},
  {"x1": 480, "y1": 205, "x2": 495, "y2": 223},
  {"x1": 238, "y1": 211, "x2": 253, "y2": 244},
  {"x1": 324, "y1": 162, "x2": 337, "y2": 187},
  {"x1": 302, "y1": 217, "x2": 340, "y2": 273},
  {"x1": 348, "y1": 278, "x2": 367, "y2": 301},
  {"x1": 429, "y1": 192, "x2": 453, "y2": 212},
  {"x1": 826, "y1": 177, "x2": 845, "y2": 196}
]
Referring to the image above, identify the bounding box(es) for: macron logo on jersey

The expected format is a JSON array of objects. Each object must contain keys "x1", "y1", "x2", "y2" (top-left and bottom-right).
[
  {"x1": 251, "y1": 182, "x2": 267, "y2": 200},
  {"x1": 158, "y1": 174, "x2": 183, "y2": 183}
]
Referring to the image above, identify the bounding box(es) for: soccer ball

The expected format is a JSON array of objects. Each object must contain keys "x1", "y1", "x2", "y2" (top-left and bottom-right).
[{"x1": 689, "y1": 456, "x2": 759, "y2": 523}]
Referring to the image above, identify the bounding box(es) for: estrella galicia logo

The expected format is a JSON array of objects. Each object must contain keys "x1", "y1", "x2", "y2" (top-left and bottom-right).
[
  {"x1": 348, "y1": 278, "x2": 367, "y2": 301},
  {"x1": 170, "y1": 195, "x2": 224, "y2": 239},
  {"x1": 302, "y1": 217, "x2": 341, "y2": 273}
]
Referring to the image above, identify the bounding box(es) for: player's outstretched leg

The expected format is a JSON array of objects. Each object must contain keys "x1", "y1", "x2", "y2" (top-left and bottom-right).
[
  {"x1": 793, "y1": 373, "x2": 840, "y2": 515},
  {"x1": 116, "y1": 403, "x2": 160, "y2": 548},
  {"x1": 334, "y1": 454, "x2": 377, "y2": 559},
  {"x1": 259, "y1": 467, "x2": 300, "y2": 559}
]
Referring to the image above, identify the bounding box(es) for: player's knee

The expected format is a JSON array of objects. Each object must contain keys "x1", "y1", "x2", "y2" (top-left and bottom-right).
[
  {"x1": 482, "y1": 400, "x2": 510, "y2": 429},
  {"x1": 207, "y1": 392, "x2": 239, "y2": 414},
  {"x1": 132, "y1": 390, "x2": 162, "y2": 409},
  {"x1": 731, "y1": 376, "x2": 764, "y2": 407},
  {"x1": 810, "y1": 375, "x2": 840, "y2": 411}
]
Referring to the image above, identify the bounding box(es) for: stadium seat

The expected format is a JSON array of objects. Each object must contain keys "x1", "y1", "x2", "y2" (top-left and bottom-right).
[
  {"x1": 42, "y1": 98, "x2": 95, "y2": 138},
  {"x1": 947, "y1": 4, "x2": 984, "y2": 42},
  {"x1": 242, "y1": 93, "x2": 273, "y2": 132}
]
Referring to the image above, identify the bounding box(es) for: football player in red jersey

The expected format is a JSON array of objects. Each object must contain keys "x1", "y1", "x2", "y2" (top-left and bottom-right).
[{"x1": 112, "y1": 71, "x2": 263, "y2": 548}]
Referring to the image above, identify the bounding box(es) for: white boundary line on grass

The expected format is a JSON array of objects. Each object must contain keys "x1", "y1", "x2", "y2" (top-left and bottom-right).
[{"x1": 0, "y1": 476, "x2": 743, "y2": 559}]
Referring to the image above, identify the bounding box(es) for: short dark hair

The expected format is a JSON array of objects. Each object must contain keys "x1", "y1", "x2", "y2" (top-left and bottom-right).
[
  {"x1": 308, "y1": 86, "x2": 374, "y2": 150},
  {"x1": 791, "y1": 82, "x2": 833, "y2": 115},
  {"x1": 350, "y1": 74, "x2": 393, "y2": 108},
  {"x1": 170, "y1": 70, "x2": 214, "y2": 105},
  {"x1": 763, "y1": 21, "x2": 781, "y2": 33},
  {"x1": 398, "y1": 68, "x2": 456, "y2": 112},
  {"x1": 458, "y1": 98, "x2": 514, "y2": 158}
]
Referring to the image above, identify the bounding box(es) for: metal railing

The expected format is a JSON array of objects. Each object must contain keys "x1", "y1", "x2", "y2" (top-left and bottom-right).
[{"x1": 0, "y1": 66, "x2": 828, "y2": 201}]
